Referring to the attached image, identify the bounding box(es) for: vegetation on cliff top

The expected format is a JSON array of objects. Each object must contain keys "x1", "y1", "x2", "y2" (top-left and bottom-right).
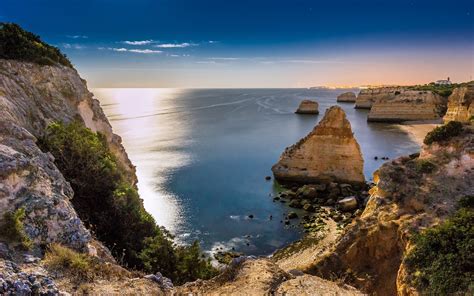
[
  {"x1": 0, "y1": 23, "x2": 72, "y2": 67},
  {"x1": 404, "y1": 196, "x2": 474, "y2": 295},
  {"x1": 407, "y1": 81, "x2": 473, "y2": 97},
  {"x1": 38, "y1": 122, "x2": 216, "y2": 284},
  {"x1": 423, "y1": 121, "x2": 463, "y2": 145}
]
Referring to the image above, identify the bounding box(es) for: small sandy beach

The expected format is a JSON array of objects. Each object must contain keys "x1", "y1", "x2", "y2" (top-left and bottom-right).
[{"x1": 397, "y1": 120, "x2": 442, "y2": 145}]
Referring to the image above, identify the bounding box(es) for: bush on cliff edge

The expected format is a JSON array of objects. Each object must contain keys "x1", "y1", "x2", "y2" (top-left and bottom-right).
[
  {"x1": 0, "y1": 23, "x2": 72, "y2": 67},
  {"x1": 404, "y1": 198, "x2": 474, "y2": 294},
  {"x1": 38, "y1": 121, "x2": 216, "y2": 284},
  {"x1": 423, "y1": 121, "x2": 463, "y2": 145}
]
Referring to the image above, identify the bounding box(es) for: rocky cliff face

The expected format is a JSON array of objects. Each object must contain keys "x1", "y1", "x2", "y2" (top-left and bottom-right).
[
  {"x1": 443, "y1": 83, "x2": 474, "y2": 123},
  {"x1": 272, "y1": 106, "x2": 364, "y2": 185},
  {"x1": 355, "y1": 87, "x2": 402, "y2": 109},
  {"x1": 309, "y1": 126, "x2": 474, "y2": 295},
  {"x1": 337, "y1": 92, "x2": 357, "y2": 103},
  {"x1": 0, "y1": 59, "x2": 135, "y2": 252},
  {"x1": 367, "y1": 90, "x2": 447, "y2": 122}
]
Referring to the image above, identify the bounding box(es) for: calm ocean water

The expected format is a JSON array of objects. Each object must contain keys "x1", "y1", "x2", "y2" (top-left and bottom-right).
[{"x1": 94, "y1": 88, "x2": 420, "y2": 256}]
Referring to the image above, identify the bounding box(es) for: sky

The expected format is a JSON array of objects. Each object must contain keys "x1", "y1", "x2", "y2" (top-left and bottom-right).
[{"x1": 1, "y1": 0, "x2": 473, "y2": 88}]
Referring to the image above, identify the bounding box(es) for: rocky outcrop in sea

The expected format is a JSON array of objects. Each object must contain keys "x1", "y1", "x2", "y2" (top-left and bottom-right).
[
  {"x1": 337, "y1": 92, "x2": 357, "y2": 103},
  {"x1": 272, "y1": 106, "x2": 364, "y2": 185},
  {"x1": 295, "y1": 99, "x2": 319, "y2": 114}
]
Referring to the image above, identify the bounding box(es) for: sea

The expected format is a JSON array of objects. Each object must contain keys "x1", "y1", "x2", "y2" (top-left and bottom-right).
[{"x1": 94, "y1": 88, "x2": 420, "y2": 257}]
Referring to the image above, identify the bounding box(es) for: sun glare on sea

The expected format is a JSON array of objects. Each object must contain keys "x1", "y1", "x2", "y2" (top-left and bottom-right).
[{"x1": 93, "y1": 88, "x2": 192, "y2": 234}]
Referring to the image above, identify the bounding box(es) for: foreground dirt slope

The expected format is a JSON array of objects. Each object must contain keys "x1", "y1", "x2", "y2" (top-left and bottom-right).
[{"x1": 176, "y1": 258, "x2": 363, "y2": 296}]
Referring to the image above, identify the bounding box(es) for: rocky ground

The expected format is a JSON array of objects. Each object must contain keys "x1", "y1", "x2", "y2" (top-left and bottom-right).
[{"x1": 176, "y1": 257, "x2": 362, "y2": 296}]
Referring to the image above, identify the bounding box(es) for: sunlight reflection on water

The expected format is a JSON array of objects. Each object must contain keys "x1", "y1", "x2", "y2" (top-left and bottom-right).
[{"x1": 94, "y1": 88, "x2": 190, "y2": 234}]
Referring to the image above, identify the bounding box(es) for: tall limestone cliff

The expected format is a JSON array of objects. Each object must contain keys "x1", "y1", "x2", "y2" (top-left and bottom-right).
[
  {"x1": 367, "y1": 89, "x2": 447, "y2": 122},
  {"x1": 0, "y1": 59, "x2": 135, "y2": 252},
  {"x1": 308, "y1": 126, "x2": 474, "y2": 295},
  {"x1": 272, "y1": 106, "x2": 364, "y2": 185},
  {"x1": 355, "y1": 87, "x2": 402, "y2": 109},
  {"x1": 443, "y1": 83, "x2": 474, "y2": 123}
]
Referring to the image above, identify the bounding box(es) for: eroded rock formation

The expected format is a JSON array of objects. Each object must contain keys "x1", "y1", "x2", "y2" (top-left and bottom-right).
[
  {"x1": 309, "y1": 126, "x2": 474, "y2": 295},
  {"x1": 367, "y1": 90, "x2": 447, "y2": 122},
  {"x1": 0, "y1": 59, "x2": 135, "y2": 252},
  {"x1": 337, "y1": 92, "x2": 357, "y2": 103},
  {"x1": 272, "y1": 106, "x2": 365, "y2": 185},
  {"x1": 443, "y1": 83, "x2": 474, "y2": 123},
  {"x1": 355, "y1": 87, "x2": 402, "y2": 109},
  {"x1": 295, "y1": 100, "x2": 319, "y2": 114}
]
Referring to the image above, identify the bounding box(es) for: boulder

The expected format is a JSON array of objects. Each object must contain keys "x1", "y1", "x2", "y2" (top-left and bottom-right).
[
  {"x1": 295, "y1": 100, "x2": 319, "y2": 114},
  {"x1": 337, "y1": 196, "x2": 358, "y2": 211},
  {"x1": 337, "y1": 92, "x2": 357, "y2": 103},
  {"x1": 272, "y1": 106, "x2": 365, "y2": 185},
  {"x1": 287, "y1": 212, "x2": 298, "y2": 219}
]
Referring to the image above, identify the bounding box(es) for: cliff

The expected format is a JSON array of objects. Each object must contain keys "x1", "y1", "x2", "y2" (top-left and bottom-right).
[
  {"x1": 272, "y1": 106, "x2": 365, "y2": 185},
  {"x1": 308, "y1": 125, "x2": 474, "y2": 295},
  {"x1": 443, "y1": 83, "x2": 474, "y2": 123},
  {"x1": 355, "y1": 87, "x2": 402, "y2": 109},
  {"x1": 367, "y1": 89, "x2": 447, "y2": 122},
  {"x1": 337, "y1": 92, "x2": 357, "y2": 103}
]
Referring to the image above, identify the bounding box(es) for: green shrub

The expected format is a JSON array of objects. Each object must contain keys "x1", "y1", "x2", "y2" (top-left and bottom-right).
[
  {"x1": 414, "y1": 159, "x2": 436, "y2": 174},
  {"x1": 423, "y1": 121, "x2": 463, "y2": 145},
  {"x1": 44, "y1": 243, "x2": 93, "y2": 281},
  {"x1": 0, "y1": 23, "x2": 72, "y2": 67},
  {"x1": 1, "y1": 208, "x2": 32, "y2": 249},
  {"x1": 404, "y1": 207, "x2": 474, "y2": 295},
  {"x1": 38, "y1": 121, "x2": 216, "y2": 283},
  {"x1": 44, "y1": 243, "x2": 130, "y2": 282}
]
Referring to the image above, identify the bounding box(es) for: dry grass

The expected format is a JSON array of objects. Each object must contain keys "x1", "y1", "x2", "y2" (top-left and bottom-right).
[{"x1": 43, "y1": 244, "x2": 130, "y2": 283}]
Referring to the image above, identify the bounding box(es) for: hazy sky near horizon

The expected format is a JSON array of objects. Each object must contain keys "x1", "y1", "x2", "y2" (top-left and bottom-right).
[{"x1": 2, "y1": 0, "x2": 473, "y2": 87}]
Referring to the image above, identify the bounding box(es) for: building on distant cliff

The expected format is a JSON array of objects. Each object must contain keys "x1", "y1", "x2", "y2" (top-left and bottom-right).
[{"x1": 435, "y1": 77, "x2": 452, "y2": 85}]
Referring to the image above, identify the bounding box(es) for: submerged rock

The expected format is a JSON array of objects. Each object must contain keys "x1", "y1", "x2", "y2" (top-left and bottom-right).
[
  {"x1": 272, "y1": 106, "x2": 365, "y2": 185},
  {"x1": 337, "y1": 92, "x2": 357, "y2": 103},
  {"x1": 295, "y1": 100, "x2": 319, "y2": 114}
]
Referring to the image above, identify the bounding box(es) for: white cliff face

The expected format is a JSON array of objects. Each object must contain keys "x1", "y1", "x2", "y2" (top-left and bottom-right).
[
  {"x1": 272, "y1": 106, "x2": 365, "y2": 185},
  {"x1": 443, "y1": 84, "x2": 474, "y2": 123},
  {"x1": 0, "y1": 59, "x2": 135, "y2": 252}
]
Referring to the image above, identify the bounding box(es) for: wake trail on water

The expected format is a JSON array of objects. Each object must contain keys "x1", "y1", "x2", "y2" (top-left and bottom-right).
[{"x1": 109, "y1": 97, "x2": 283, "y2": 121}]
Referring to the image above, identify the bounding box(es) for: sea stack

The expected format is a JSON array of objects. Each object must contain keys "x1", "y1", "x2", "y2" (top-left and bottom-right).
[
  {"x1": 295, "y1": 100, "x2": 319, "y2": 114},
  {"x1": 443, "y1": 84, "x2": 474, "y2": 123},
  {"x1": 272, "y1": 106, "x2": 364, "y2": 185},
  {"x1": 337, "y1": 92, "x2": 357, "y2": 103}
]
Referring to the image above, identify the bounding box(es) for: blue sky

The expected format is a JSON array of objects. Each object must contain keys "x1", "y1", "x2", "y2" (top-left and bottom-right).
[{"x1": 2, "y1": 0, "x2": 473, "y2": 87}]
